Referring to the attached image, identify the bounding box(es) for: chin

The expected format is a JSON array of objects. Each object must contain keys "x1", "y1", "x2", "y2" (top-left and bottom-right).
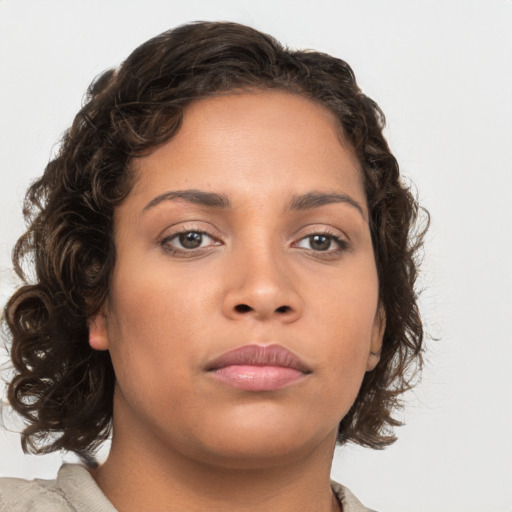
[
  {"x1": 194, "y1": 438, "x2": 320, "y2": 471},
  {"x1": 181, "y1": 411, "x2": 339, "y2": 471}
]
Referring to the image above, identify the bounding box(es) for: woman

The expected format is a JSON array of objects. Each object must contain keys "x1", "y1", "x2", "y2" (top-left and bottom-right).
[{"x1": 1, "y1": 21, "x2": 425, "y2": 512}]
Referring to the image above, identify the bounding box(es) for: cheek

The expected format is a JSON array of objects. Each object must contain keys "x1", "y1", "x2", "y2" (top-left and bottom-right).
[
  {"x1": 109, "y1": 255, "x2": 208, "y2": 331},
  {"x1": 104, "y1": 258, "x2": 222, "y2": 386},
  {"x1": 311, "y1": 264, "x2": 379, "y2": 382},
  {"x1": 106, "y1": 275, "x2": 178, "y2": 380},
  {"x1": 314, "y1": 314, "x2": 375, "y2": 424}
]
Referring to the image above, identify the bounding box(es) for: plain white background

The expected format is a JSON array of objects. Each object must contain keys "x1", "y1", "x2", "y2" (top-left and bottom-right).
[{"x1": 1, "y1": 1, "x2": 511, "y2": 511}]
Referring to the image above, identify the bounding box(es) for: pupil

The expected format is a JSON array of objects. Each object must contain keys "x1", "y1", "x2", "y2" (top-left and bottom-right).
[
  {"x1": 179, "y1": 232, "x2": 202, "y2": 249},
  {"x1": 310, "y1": 235, "x2": 330, "y2": 251}
]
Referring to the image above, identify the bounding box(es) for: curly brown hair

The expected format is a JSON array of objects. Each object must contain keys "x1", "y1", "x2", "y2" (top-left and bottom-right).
[{"x1": 3, "y1": 21, "x2": 426, "y2": 462}]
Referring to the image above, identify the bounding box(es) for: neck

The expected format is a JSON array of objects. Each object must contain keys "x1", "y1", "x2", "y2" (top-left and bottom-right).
[{"x1": 92, "y1": 407, "x2": 340, "y2": 512}]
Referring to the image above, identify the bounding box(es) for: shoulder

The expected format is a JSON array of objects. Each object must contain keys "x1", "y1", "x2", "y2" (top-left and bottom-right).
[
  {"x1": 331, "y1": 479, "x2": 379, "y2": 512},
  {"x1": 0, "y1": 464, "x2": 117, "y2": 512},
  {"x1": 0, "y1": 472, "x2": 70, "y2": 512}
]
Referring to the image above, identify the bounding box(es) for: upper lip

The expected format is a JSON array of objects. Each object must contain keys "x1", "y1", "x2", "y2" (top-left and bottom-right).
[{"x1": 206, "y1": 344, "x2": 311, "y2": 373}]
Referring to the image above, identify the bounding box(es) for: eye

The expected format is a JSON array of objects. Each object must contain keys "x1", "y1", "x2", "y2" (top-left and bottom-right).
[
  {"x1": 176, "y1": 231, "x2": 207, "y2": 249},
  {"x1": 295, "y1": 232, "x2": 349, "y2": 252},
  {"x1": 161, "y1": 230, "x2": 219, "y2": 253}
]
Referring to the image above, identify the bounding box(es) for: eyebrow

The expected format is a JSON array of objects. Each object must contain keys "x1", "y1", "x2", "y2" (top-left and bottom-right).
[
  {"x1": 288, "y1": 191, "x2": 366, "y2": 219},
  {"x1": 143, "y1": 190, "x2": 231, "y2": 211},
  {"x1": 143, "y1": 188, "x2": 365, "y2": 220}
]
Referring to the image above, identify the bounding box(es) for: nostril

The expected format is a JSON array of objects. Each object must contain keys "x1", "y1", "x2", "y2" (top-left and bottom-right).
[
  {"x1": 275, "y1": 305, "x2": 291, "y2": 314},
  {"x1": 235, "y1": 304, "x2": 252, "y2": 313}
]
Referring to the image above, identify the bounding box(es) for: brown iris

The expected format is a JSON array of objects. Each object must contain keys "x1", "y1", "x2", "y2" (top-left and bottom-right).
[{"x1": 179, "y1": 232, "x2": 203, "y2": 249}]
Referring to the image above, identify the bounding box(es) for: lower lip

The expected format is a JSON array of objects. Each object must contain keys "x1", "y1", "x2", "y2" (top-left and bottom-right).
[{"x1": 209, "y1": 365, "x2": 307, "y2": 391}]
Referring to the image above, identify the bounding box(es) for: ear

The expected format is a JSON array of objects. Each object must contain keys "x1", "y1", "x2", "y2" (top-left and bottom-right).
[
  {"x1": 366, "y1": 304, "x2": 386, "y2": 371},
  {"x1": 88, "y1": 308, "x2": 109, "y2": 351}
]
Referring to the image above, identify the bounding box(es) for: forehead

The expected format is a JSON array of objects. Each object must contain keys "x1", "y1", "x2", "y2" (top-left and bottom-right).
[
  {"x1": 178, "y1": 90, "x2": 354, "y2": 160},
  {"x1": 185, "y1": 90, "x2": 340, "y2": 130},
  {"x1": 128, "y1": 91, "x2": 365, "y2": 210}
]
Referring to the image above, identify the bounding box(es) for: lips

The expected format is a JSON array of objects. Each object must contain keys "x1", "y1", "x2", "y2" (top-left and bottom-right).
[{"x1": 206, "y1": 344, "x2": 311, "y2": 391}]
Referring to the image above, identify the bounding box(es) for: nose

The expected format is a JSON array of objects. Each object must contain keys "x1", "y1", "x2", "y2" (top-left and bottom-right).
[{"x1": 221, "y1": 247, "x2": 303, "y2": 324}]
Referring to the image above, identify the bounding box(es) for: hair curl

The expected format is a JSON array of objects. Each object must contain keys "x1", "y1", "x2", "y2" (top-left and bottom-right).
[{"x1": 3, "y1": 21, "x2": 427, "y2": 461}]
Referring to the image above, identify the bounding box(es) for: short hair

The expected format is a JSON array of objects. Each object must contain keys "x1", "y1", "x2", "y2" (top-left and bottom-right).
[{"x1": 3, "y1": 21, "x2": 427, "y2": 461}]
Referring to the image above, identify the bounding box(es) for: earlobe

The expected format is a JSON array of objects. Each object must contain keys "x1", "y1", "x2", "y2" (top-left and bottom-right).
[
  {"x1": 366, "y1": 305, "x2": 386, "y2": 371},
  {"x1": 88, "y1": 310, "x2": 109, "y2": 351}
]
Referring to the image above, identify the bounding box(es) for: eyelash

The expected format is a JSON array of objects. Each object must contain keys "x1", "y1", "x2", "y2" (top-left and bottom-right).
[
  {"x1": 159, "y1": 227, "x2": 350, "y2": 258},
  {"x1": 292, "y1": 229, "x2": 350, "y2": 256},
  {"x1": 160, "y1": 228, "x2": 220, "y2": 257}
]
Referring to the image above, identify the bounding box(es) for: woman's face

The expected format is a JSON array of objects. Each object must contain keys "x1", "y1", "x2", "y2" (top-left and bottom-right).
[{"x1": 91, "y1": 91, "x2": 384, "y2": 468}]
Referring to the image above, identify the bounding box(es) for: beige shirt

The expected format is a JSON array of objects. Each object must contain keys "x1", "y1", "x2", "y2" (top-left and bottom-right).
[{"x1": 0, "y1": 464, "x2": 376, "y2": 511}]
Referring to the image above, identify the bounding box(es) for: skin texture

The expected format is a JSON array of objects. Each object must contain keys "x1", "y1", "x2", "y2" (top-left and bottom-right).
[{"x1": 90, "y1": 91, "x2": 384, "y2": 512}]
